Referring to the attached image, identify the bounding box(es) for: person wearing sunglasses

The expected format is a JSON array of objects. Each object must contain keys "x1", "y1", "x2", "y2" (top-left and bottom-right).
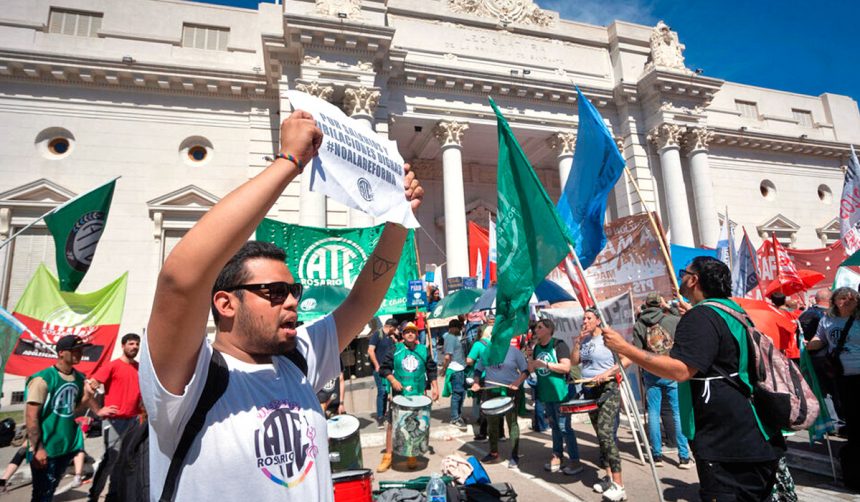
[
  {"x1": 604, "y1": 257, "x2": 785, "y2": 501},
  {"x1": 140, "y1": 109, "x2": 423, "y2": 502}
]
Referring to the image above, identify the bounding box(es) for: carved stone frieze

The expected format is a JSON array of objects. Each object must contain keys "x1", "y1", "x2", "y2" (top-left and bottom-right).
[
  {"x1": 683, "y1": 127, "x2": 714, "y2": 153},
  {"x1": 315, "y1": 0, "x2": 361, "y2": 19},
  {"x1": 647, "y1": 123, "x2": 686, "y2": 151},
  {"x1": 295, "y1": 81, "x2": 334, "y2": 101},
  {"x1": 343, "y1": 86, "x2": 381, "y2": 117},
  {"x1": 547, "y1": 132, "x2": 576, "y2": 157},
  {"x1": 644, "y1": 21, "x2": 690, "y2": 73},
  {"x1": 447, "y1": 0, "x2": 555, "y2": 27},
  {"x1": 433, "y1": 121, "x2": 469, "y2": 147}
]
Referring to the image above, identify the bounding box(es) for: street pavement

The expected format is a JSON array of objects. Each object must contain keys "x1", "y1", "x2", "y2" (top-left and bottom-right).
[{"x1": 0, "y1": 392, "x2": 856, "y2": 501}]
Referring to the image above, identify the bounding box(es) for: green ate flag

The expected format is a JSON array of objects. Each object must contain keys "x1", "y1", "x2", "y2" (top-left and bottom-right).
[
  {"x1": 44, "y1": 180, "x2": 116, "y2": 292},
  {"x1": 256, "y1": 219, "x2": 420, "y2": 320},
  {"x1": 488, "y1": 98, "x2": 572, "y2": 365}
]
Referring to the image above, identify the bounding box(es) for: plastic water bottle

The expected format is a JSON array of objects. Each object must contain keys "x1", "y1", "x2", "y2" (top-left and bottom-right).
[{"x1": 426, "y1": 472, "x2": 447, "y2": 502}]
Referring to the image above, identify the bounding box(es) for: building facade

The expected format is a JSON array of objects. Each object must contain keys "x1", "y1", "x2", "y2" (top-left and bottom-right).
[{"x1": 0, "y1": 0, "x2": 858, "y2": 407}]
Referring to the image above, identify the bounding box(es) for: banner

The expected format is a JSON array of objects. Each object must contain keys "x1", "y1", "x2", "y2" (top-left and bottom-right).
[
  {"x1": 757, "y1": 237, "x2": 803, "y2": 292},
  {"x1": 44, "y1": 179, "x2": 116, "y2": 292},
  {"x1": 538, "y1": 292, "x2": 635, "y2": 349},
  {"x1": 670, "y1": 244, "x2": 717, "y2": 279},
  {"x1": 840, "y1": 145, "x2": 860, "y2": 253},
  {"x1": 255, "y1": 219, "x2": 420, "y2": 318},
  {"x1": 5, "y1": 264, "x2": 127, "y2": 377},
  {"x1": 286, "y1": 91, "x2": 419, "y2": 228},
  {"x1": 585, "y1": 213, "x2": 674, "y2": 307},
  {"x1": 785, "y1": 240, "x2": 846, "y2": 289}
]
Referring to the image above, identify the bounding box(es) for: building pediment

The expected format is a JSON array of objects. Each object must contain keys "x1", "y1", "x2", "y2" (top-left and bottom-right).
[
  {"x1": 816, "y1": 217, "x2": 840, "y2": 235},
  {"x1": 0, "y1": 178, "x2": 75, "y2": 207},
  {"x1": 148, "y1": 185, "x2": 220, "y2": 236},
  {"x1": 758, "y1": 214, "x2": 800, "y2": 233},
  {"x1": 465, "y1": 198, "x2": 496, "y2": 224}
]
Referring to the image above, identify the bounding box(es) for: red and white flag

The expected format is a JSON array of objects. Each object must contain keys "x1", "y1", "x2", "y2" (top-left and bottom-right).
[{"x1": 840, "y1": 145, "x2": 860, "y2": 253}]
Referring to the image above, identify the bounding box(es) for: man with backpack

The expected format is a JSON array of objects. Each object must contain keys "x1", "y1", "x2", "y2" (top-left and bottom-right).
[
  {"x1": 604, "y1": 257, "x2": 786, "y2": 500},
  {"x1": 632, "y1": 293, "x2": 691, "y2": 469},
  {"x1": 141, "y1": 111, "x2": 424, "y2": 501}
]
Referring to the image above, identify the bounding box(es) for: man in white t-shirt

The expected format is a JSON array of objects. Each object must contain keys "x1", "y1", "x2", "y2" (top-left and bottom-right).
[{"x1": 141, "y1": 110, "x2": 424, "y2": 502}]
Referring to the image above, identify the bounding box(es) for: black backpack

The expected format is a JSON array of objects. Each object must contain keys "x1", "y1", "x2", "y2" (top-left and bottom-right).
[{"x1": 113, "y1": 350, "x2": 229, "y2": 502}]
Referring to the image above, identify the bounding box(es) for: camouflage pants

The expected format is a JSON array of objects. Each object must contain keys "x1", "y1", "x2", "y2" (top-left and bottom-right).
[
  {"x1": 771, "y1": 455, "x2": 797, "y2": 502},
  {"x1": 587, "y1": 380, "x2": 622, "y2": 473}
]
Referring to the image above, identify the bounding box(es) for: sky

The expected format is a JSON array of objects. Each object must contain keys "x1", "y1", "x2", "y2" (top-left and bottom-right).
[{"x1": 194, "y1": 0, "x2": 859, "y2": 101}]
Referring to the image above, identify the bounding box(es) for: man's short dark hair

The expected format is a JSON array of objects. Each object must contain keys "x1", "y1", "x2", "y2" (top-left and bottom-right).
[
  {"x1": 448, "y1": 319, "x2": 463, "y2": 330},
  {"x1": 769, "y1": 292, "x2": 786, "y2": 307},
  {"x1": 211, "y1": 241, "x2": 287, "y2": 324},
  {"x1": 121, "y1": 333, "x2": 140, "y2": 345},
  {"x1": 535, "y1": 318, "x2": 555, "y2": 333},
  {"x1": 688, "y1": 256, "x2": 731, "y2": 299}
]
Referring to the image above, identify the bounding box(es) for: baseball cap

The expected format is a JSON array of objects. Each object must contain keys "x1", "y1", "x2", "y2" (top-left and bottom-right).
[
  {"x1": 645, "y1": 292, "x2": 663, "y2": 308},
  {"x1": 55, "y1": 335, "x2": 92, "y2": 352},
  {"x1": 401, "y1": 322, "x2": 418, "y2": 333}
]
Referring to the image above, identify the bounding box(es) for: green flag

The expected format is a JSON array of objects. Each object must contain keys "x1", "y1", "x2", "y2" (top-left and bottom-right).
[
  {"x1": 256, "y1": 219, "x2": 421, "y2": 320},
  {"x1": 44, "y1": 179, "x2": 116, "y2": 292},
  {"x1": 488, "y1": 98, "x2": 572, "y2": 365}
]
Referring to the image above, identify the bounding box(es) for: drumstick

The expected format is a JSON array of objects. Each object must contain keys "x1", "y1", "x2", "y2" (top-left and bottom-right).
[{"x1": 484, "y1": 380, "x2": 513, "y2": 388}]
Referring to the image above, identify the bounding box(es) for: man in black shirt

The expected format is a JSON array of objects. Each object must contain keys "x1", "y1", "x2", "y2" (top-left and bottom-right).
[
  {"x1": 369, "y1": 319, "x2": 399, "y2": 427},
  {"x1": 605, "y1": 256, "x2": 781, "y2": 501}
]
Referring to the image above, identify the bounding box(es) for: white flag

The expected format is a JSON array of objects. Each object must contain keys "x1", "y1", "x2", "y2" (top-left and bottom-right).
[
  {"x1": 286, "y1": 91, "x2": 419, "y2": 228},
  {"x1": 840, "y1": 146, "x2": 860, "y2": 253},
  {"x1": 475, "y1": 248, "x2": 484, "y2": 286},
  {"x1": 716, "y1": 219, "x2": 738, "y2": 270}
]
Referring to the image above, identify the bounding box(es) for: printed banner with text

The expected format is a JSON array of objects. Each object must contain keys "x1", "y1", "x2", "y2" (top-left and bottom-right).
[
  {"x1": 256, "y1": 219, "x2": 420, "y2": 319},
  {"x1": 286, "y1": 91, "x2": 419, "y2": 228},
  {"x1": 5, "y1": 264, "x2": 127, "y2": 377},
  {"x1": 584, "y1": 213, "x2": 674, "y2": 307},
  {"x1": 538, "y1": 292, "x2": 635, "y2": 349}
]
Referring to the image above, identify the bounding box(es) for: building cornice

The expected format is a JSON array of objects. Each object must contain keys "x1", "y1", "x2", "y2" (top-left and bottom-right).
[
  {"x1": 0, "y1": 50, "x2": 273, "y2": 98},
  {"x1": 283, "y1": 13, "x2": 395, "y2": 59},
  {"x1": 710, "y1": 128, "x2": 851, "y2": 159},
  {"x1": 637, "y1": 68, "x2": 724, "y2": 105}
]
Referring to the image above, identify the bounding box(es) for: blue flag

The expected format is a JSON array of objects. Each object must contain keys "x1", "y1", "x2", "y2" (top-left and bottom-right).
[
  {"x1": 556, "y1": 87, "x2": 626, "y2": 268},
  {"x1": 732, "y1": 231, "x2": 759, "y2": 297}
]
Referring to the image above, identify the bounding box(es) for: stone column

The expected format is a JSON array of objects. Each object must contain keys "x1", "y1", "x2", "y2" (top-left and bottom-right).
[
  {"x1": 648, "y1": 123, "x2": 694, "y2": 246},
  {"x1": 294, "y1": 81, "x2": 334, "y2": 227},
  {"x1": 343, "y1": 85, "x2": 381, "y2": 227},
  {"x1": 434, "y1": 120, "x2": 470, "y2": 278},
  {"x1": 684, "y1": 127, "x2": 719, "y2": 248},
  {"x1": 548, "y1": 132, "x2": 576, "y2": 188}
]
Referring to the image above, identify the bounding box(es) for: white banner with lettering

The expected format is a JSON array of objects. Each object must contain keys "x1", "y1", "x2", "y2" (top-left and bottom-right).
[
  {"x1": 537, "y1": 292, "x2": 634, "y2": 348},
  {"x1": 287, "y1": 91, "x2": 420, "y2": 228}
]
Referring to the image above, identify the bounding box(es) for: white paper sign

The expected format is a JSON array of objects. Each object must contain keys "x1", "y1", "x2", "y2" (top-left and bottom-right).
[
  {"x1": 537, "y1": 292, "x2": 635, "y2": 348},
  {"x1": 287, "y1": 91, "x2": 420, "y2": 228}
]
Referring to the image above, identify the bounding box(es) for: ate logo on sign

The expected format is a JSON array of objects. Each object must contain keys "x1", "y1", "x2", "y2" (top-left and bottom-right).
[{"x1": 298, "y1": 237, "x2": 368, "y2": 288}]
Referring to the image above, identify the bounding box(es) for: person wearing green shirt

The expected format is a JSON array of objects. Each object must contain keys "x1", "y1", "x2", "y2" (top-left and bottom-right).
[
  {"x1": 25, "y1": 335, "x2": 98, "y2": 502},
  {"x1": 466, "y1": 324, "x2": 492, "y2": 441},
  {"x1": 377, "y1": 322, "x2": 439, "y2": 472}
]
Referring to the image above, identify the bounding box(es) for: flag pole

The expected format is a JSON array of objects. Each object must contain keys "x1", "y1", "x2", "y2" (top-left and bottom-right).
[
  {"x1": 623, "y1": 168, "x2": 680, "y2": 295},
  {"x1": 566, "y1": 245, "x2": 665, "y2": 502},
  {"x1": 725, "y1": 206, "x2": 734, "y2": 273}
]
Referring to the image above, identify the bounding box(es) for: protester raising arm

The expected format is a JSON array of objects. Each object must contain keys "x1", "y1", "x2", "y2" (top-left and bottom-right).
[{"x1": 147, "y1": 111, "x2": 322, "y2": 395}]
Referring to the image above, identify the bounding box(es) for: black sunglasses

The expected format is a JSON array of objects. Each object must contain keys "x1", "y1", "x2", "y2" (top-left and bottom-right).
[
  {"x1": 224, "y1": 282, "x2": 303, "y2": 304},
  {"x1": 678, "y1": 269, "x2": 696, "y2": 279}
]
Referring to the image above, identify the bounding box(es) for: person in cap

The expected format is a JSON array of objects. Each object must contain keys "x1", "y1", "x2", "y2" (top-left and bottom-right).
[
  {"x1": 368, "y1": 318, "x2": 400, "y2": 428},
  {"x1": 142, "y1": 111, "x2": 424, "y2": 502},
  {"x1": 441, "y1": 319, "x2": 468, "y2": 428},
  {"x1": 377, "y1": 322, "x2": 438, "y2": 472},
  {"x1": 86, "y1": 333, "x2": 143, "y2": 502},
  {"x1": 631, "y1": 293, "x2": 690, "y2": 469},
  {"x1": 25, "y1": 335, "x2": 98, "y2": 501}
]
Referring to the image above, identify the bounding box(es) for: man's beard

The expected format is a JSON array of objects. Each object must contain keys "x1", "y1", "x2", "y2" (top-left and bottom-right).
[{"x1": 236, "y1": 305, "x2": 293, "y2": 356}]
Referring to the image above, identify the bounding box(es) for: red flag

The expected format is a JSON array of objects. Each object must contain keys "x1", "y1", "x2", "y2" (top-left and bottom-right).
[
  {"x1": 558, "y1": 254, "x2": 595, "y2": 308},
  {"x1": 5, "y1": 265, "x2": 127, "y2": 377},
  {"x1": 467, "y1": 221, "x2": 496, "y2": 282},
  {"x1": 757, "y1": 237, "x2": 803, "y2": 295}
]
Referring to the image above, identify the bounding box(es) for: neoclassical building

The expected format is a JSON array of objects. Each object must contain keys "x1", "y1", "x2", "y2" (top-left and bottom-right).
[{"x1": 0, "y1": 0, "x2": 858, "y2": 405}]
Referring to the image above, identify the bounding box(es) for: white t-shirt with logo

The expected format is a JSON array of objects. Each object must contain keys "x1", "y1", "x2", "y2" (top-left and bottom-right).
[{"x1": 140, "y1": 315, "x2": 340, "y2": 502}]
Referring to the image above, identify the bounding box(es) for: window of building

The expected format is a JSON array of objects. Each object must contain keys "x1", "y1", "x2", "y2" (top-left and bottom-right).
[
  {"x1": 793, "y1": 109, "x2": 814, "y2": 128},
  {"x1": 48, "y1": 8, "x2": 102, "y2": 38},
  {"x1": 735, "y1": 100, "x2": 759, "y2": 120},
  {"x1": 10, "y1": 391, "x2": 24, "y2": 405},
  {"x1": 760, "y1": 179, "x2": 777, "y2": 201},
  {"x1": 181, "y1": 24, "x2": 229, "y2": 51}
]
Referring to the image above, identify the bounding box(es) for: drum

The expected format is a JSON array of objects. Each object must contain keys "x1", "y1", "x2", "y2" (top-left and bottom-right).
[
  {"x1": 332, "y1": 469, "x2": 373, "y2": 502},
  {"x1": 559, "y1": 398, "x2": 598, "y2": 414},
  {"x1": 391, "y1": 395, "x2": 431, "y2": 457},
  {"x1": 480, "y1": 396, "x2": 514, "y2": 417},
  {"x1": 327, "y1": 414, "x2": 362, "y2": 472}
]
